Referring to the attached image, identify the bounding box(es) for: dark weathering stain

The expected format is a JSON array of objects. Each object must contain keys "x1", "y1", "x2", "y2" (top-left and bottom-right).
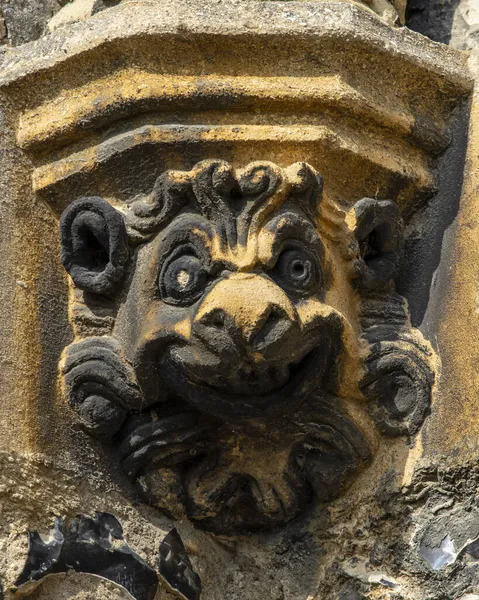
[
  {"x1": 406, "y1": 0, "x2": 461, "y2": 45},
  {"x1": 396, "y1": 98, "x2": 470, "y2": 330},
  {"x1": 159, "y1": 529, "x2": 202, "y2": 600}
]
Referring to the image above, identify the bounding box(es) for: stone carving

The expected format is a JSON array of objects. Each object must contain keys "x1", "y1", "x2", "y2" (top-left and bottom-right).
[{"x1": 58, "y1": 160, "x2": 434, "y2": 533}]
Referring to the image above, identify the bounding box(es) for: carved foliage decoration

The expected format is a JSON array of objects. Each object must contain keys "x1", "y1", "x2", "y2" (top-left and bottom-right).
[{"x1": 58, "y1": 160, "x2": 434, "y2": 533}]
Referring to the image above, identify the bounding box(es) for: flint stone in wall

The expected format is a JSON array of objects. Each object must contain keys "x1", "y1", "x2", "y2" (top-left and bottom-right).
[{"x1": 0, "y1": 1, "x2": 477, "y2": 600}]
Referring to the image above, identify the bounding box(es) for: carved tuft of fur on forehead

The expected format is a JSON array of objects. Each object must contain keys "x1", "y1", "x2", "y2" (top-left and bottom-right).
[{"x1": 125, "y1": 160, "x2": 346, "y2": 246}]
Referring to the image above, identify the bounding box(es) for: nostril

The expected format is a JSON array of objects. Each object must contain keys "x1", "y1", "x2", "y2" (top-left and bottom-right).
[
  {"x1": 202, "y1": 309, "x2": 226, "y2": 329},
  {"x1": 250, "y1": 305, "x2": 289, "y2": 344},
  {"x1": 262, "y1": 309, "x2": 280, "y2": 331},
  {"x1": 264, "y1": 306, "x2": 287, "y2": 328}
]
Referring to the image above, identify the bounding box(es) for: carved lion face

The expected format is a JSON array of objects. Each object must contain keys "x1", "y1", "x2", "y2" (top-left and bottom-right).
[
  {"x1": 59, "y1": 161, "x2": 433, "y2": 533},
  {"x1": 117, "y1": 164, "x2": 347, "y2": 420}
]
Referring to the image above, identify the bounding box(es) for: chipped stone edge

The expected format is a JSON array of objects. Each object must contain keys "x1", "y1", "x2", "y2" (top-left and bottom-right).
[{"x1": 0, "y1": 0, "x2": 472, "y2": 92}]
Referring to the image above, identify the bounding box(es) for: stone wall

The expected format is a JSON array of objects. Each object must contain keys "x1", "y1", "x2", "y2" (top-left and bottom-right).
[{"x1": 1, "y1": 1, "x2": 479, "y2": 600}]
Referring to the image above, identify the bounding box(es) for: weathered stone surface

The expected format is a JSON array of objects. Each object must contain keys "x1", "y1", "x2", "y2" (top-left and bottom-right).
[
  {"x1": 406, "y1": 0, "x2": 459, "y2": 44},
  {"x1": 406, "y1": 0, "x2": 479, "y2": 52},
  {"x1": 450, "y1": 0, "x2": 479, "y2": 57},
  {"x1": 0, "y1": 0, "x2": 477, "y2": 599},
  {"x1": 0, "y1": 0, "x2": 66, "y2": 46},
  {"x1": 0, "y1": 0, "x2": 405, "y2": 46},
  {"x1": 48, "y1": 0, "x2": 122, "y2": 31}
]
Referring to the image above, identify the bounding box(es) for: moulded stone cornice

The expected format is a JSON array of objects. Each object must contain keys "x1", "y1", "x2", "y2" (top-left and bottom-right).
[
  {"x1": 0, "y1": 1, "x2": 472, "y2": 218},
  {"x1": 0, "y1": 1, "x2": 471, "y2": 91}
]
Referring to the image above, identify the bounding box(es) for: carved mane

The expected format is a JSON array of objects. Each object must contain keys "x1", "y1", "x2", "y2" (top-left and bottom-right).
[{"x1": 125, "y1": 160, "x2": 347, "y2": 246}]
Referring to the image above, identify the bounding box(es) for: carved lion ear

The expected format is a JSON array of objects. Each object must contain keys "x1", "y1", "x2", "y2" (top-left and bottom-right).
[
  {"x1": 352, "y1": 198, "x2": 403, "y2": 290},
  {"x1": 60, "y1": 197, "x2": 129, "y2": 296}
]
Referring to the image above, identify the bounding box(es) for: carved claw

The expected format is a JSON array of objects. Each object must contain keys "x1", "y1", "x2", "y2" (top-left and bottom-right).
[
  {"x1": 60, "y1": 336, "x2": 144, "y2": 438},
  {"x1": 120, "y1": 411, "x2": 214, "y2": 479},
  {"x1": 117, "y1": 409, "x2": 216, "y2": 520}
]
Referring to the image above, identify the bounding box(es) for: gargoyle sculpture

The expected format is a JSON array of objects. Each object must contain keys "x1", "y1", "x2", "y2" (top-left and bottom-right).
[{"x1": 59, "y1": 160, "x2": 434, "y2": 533}]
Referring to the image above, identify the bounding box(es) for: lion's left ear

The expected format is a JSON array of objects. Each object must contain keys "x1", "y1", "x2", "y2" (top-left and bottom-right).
[{"x1": 351, "y1": 198, "x2": 403, "y2": 290}]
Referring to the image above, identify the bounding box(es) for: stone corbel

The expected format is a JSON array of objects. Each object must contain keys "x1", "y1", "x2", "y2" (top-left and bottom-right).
[{"x1": 0, "y1": 0, "x2": 471, "y2": 538}]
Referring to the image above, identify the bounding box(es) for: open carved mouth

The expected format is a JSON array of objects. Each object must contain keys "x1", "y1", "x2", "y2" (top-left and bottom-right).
[
  {"x1": 159, "y1": 342, "x2": 331, "y2": 420},
  {"x1": 204, "y1": 348, "x2": 319, "y2": 396}
]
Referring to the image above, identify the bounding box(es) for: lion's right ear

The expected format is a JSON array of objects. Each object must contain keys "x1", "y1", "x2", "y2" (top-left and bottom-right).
[{"x1": 60, "y1": 197, "x2": 129, "y2": 296}]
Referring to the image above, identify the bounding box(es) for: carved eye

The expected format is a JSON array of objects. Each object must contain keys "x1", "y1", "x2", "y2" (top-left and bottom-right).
[
  {"x1": 274, "y1": 248, "x2": 318, "y2": 293},
  {"x1": 160, "y1": 254, "x2": 208, "y2": 305}
]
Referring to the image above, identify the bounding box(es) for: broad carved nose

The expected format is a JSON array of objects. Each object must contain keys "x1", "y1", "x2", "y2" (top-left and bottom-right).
[{"x1": 193, "y1": 273, "x2": 298, "y2": 356}]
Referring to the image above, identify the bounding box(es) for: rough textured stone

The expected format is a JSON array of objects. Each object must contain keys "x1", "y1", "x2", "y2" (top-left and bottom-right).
[
  {"x1": 0, "y1": 1, "x2": 478, "y2": 599},
  {"x1": 48, "y1": 0, "x2": 122, "y2": 31},
  {"x1": 0, "y1": 0, "x2": 66, "y2": 46},
  {"x1": 406, "y1": 0, "x2": 479, "y2": 53},
  {"x1": 0, "y1": 0, "x2": 406, "y2": 44},
  {"x1": 450, "y1": 0, "x2": 479, "y2": 55},
  {"x1": 406, "y1": 0, "x2": 460, "y2": 44}
]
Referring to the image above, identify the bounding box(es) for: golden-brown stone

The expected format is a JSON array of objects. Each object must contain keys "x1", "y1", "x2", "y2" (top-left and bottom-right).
[{"x1": 0, "y1": 1, "x2": 475, "y2": 598}]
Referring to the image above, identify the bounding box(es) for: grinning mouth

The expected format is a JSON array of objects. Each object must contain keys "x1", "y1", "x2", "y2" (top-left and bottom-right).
[
  {"x1": 160, "y1": 338, "x2": 336, "y2": 419},
  {"x1": 204, "y1": 349, "x2": 318, "y2": 396}
]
